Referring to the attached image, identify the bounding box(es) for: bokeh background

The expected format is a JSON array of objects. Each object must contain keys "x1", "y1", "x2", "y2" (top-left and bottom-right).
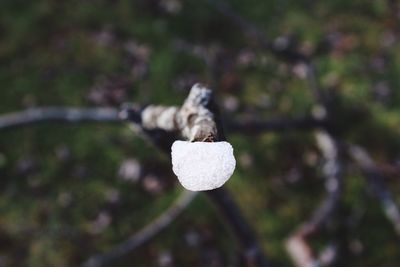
[{"x1": 0, "y1": 0, "x2": 400, "y2": 266}]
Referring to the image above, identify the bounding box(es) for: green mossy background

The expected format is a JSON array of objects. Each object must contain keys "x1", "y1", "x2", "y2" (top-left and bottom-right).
[{"x1": 0, "y1": 0, "x2": 399, "y2": 266}]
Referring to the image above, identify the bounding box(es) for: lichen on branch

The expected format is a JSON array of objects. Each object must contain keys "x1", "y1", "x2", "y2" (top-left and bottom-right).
[{"x1": 140, "y1": 84, "x2": 218, "y2": 142}]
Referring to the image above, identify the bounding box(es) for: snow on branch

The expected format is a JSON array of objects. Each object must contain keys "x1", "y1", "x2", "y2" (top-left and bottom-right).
[{"x1": 121, "y1": 84, "x2": 271, "y2": 267}]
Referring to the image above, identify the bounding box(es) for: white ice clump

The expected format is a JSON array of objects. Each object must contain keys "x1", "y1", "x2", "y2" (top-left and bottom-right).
[{"x1": 171, "y1": 140, "x2": 236, "y2": 191}]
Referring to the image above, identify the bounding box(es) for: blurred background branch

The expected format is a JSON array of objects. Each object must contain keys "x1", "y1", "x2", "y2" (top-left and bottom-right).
[
  {"x1": 0, "y1": 107, "x2": 120, "y2": 129},
  {"x1": 81, "y1": 190, "x2": 198, "y2": 267}
]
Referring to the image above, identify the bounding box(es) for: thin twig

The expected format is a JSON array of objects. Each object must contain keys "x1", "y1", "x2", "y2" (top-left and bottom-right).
[
  {"x1": 348, "y1": 144, "x2": 400, "y2": 236},
  {"x1": 0, "y1": 107, "x2": 120, "y2": 130},
  {"x1": 205, "y1": 188, "x2": 270, "y2": 267},
  {"x1": 285, "y1": 29, "x2": 342, "y2": 266},
  {"x1": 308, "y1": 132, "x2": 342, "y2": 233},
  {"x1": 286, "y1": 131, "x2": 342, "y2": 267},
  {"x1": 206, "y1": 0, "x2": 271, "y2": 48},
  {"x1": 81, "y1": 191, "x2": 198, "y2": 267},
  {"x1": 227, "y1": 116, "x2": 324, "y2": 134},
  {"x1": 206, "y1": 0, "x2": 308, "y2": 63},
  {"x1": 304, "y1": 62, "x2": 327, "y2": 106}
]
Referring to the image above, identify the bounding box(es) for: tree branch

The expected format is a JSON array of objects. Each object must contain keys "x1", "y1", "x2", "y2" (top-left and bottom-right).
[
  {"x1": 206, "y1": 0, "x2": 308, "y2": 63},
  {"x1": 0, "y1": 85, "x2": 272, "y2": 266},
  {"x1": 283, "y1": 29, "x2": 342, "y2": 266},
  {"x1": 0, "y1": 107, "x2": 120, "y2": 130},
  {"x1": 286, "y1": 131, "x2": 343, "y2": 267},
  {"x1": 205, "y1": 188, "x2": 270, "y2": 266},
  {"x1": 348, "y1": 144, "x2": 400, "y2": 236},
  {"x1": 227, "y1": 116, "x2": 324, "y2": 134},
  {"x1": 81, "y1": 191, "x2": 198, "y2": 267},
  {"x1": 134, "y1": 84, "x2": 218, "y2": 142},
  {"x1": 0, "y1": 105, "x2": 324, "y2": 135},
  {"x1": 122, "y1": 84, "x2": 271, "y2": 267}
]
